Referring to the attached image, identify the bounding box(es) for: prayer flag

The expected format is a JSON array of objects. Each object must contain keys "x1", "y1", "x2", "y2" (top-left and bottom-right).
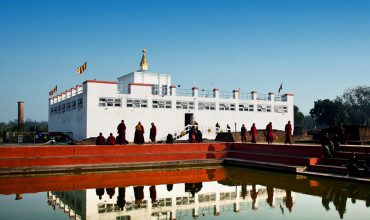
[
  {"x1": 278, "y1": 83, "x2": 283, "y2": 94},
  {"x1": 77, "y1": 62, "x2": 87, "y2": 75},
  {"x1": 49, "y1": 85, "x2": 57, "y2": 96}
]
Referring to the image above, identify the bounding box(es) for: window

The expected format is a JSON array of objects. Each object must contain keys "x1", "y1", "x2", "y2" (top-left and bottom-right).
[
  {"x1": 274, "y1": 105, "x2": 288, "y2": 113},
  {"x1": 219, "y1": 103, "x2": 236, "y2": 111},
  {"x1": 198, "y1": 102, "x2": 216, "y2": 110},
  {"x1": 152, "y1": 85, "x2": 159, "y2": 95},
  {"x1": 257, "y1": 104, "x2": 271, "y2": 112},
  {"x1": 53, "y1": 106, "x2": 57, "y2": 113},
  {"x1": 239, "y1": 104, "x2": 254, "y2": 111},
  {"x1": 152, "y1": 100, "x2": 172, "y2": 109},
  {"x1": 176, "y1": 101, "x2": 194, "y2": 109},
  {"x1": 77, "y1": 98, "x2": 83, "y2": 109},
  {"x1": 99, "y1": 98, "x2": 121, "y2": 107},
  {"x1": 162, "y1": 85, "x2": 168, "y2": 96},
  {"x1": 62, "y1": 104, "x2": 65, "y2": 112},
  {"x1": 57, "y1": 105, "x2": 61, "y2": 113},
  {"x1": 71, "y1": 100, "x2": 76, "y2": 110},
  {"x1": 66, "y1": 102, "x2": 71, "y2": 111},
  {"x1": 127, "y1": 99, "x2": 148, "y2": 108},
  {"x1": 50, "y1": 108, "x2": 53, "y2": 114}
]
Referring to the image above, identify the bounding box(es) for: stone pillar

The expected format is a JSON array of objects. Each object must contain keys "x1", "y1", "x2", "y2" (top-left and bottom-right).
[
  {"x1": 213, "y1": 88, "x2": 219, "y2": 98},
  {"x1": 234, "y1": 186, "x2": 241, "y2": 212},
  {"x1": 192, "y1": 87, "x2": 198, "y2": 97},
  {"x1": 233, "y1": 90, "x2": 239, "y2": 99},
  {"x1": 17, "y1": 101, "x2": 24, "y2": 131},
  {"x1": 251, "y1": 91, "x2": 257, "y2": 100},
  {"x1": 170, "y1": 85, "x2": 177, "y2": 96},
  {"x1": 193, "y1": 193, "x2": 199, "y2": 218},
  {"x1": 214, "y1": 192, "x2": 220, "y2": 216}
]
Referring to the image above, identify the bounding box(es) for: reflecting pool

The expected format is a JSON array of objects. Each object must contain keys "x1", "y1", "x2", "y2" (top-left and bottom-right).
[{"x1": 0, "y1": 166, "x2": 369, "y2": 220}]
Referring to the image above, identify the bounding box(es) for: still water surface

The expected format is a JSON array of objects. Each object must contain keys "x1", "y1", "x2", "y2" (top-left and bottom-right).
[{"x1": 0, "y1": 166, "x2": 369, "y2": 220}]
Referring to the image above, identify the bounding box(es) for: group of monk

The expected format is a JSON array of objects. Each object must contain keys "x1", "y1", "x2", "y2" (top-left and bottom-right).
[
  {"x1": 240, "y1": 121, "x2": 292, "y2": 145},
  {"x1": 95, "y1": 120, "x2": 157, "y2": 145}
]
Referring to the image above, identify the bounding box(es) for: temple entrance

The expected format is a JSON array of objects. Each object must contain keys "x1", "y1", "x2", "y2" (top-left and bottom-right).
[{"x1": 185, "y1": 113, "x2": 194, "y2": 127}]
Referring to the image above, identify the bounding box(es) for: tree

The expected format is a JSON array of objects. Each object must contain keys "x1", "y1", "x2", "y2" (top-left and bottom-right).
[
  {"x1": 294, "y1": 105, "x2": 304, "y2": 127},
  {"x1": 309, "y1": 99, "x2": 346, "y2": 127},
  {"x1": 340, "y1": 86, "x2": 370, "y2": 126}
]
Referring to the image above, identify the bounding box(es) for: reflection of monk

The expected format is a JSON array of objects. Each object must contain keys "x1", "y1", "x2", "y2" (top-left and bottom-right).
[
  {"x1": 96, "y1": 188, "x2": 105, "y2": 200},
  {"x1": 241, "y1": 181, "x2": 247, "y2": 199},
  {"x1": 134, "y1": 122, "x2": 145, "y2": 144},
  {"x1": 251, "y1": 184, "x2": 259, "y2": 210},
  {"x1": 185, "y1": 182, "x2": 203, "y2": 197},
  {"x1": 333, "y1": 189, "x2": 347, "y2": 219},
  {"x1": 150, "y1": 186, "x2": 157, "y2": 202},
  {"x1": 322, "y1": 186, "x2": 334, "y2": 211},
  {"x1": 167, "y1": 184, "x2": 173, "y2": 191},
  {"x1": 106, "y1": 188, "x2": 115, "y2": 199},
  {"x1": 284, "y1": 190, "x2": 293, "y2": 212},
  {"x1": 134, "y1": 186, "x2": 144, "y2": 207},
  {"x1": 117, "y1": 187, "x2": 126, "y2": 210},
  {"x1": 266, "y1": 186, "x2": 274, "y2": 207}
]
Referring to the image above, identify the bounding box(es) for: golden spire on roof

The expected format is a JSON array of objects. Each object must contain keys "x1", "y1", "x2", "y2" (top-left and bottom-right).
[{"x1": 140, "y1": 48, "x2": 148, "y2": 71}]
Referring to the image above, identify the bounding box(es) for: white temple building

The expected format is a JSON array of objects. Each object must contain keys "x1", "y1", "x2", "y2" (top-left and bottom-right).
[{"x1": 48, "y1": 49, "x2": 294, "y2": 141}]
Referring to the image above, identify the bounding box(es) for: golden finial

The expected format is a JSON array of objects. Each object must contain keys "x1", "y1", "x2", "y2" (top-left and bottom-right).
[{"x1": 140, "y1": 48, "x2": 148, "y2": 71}]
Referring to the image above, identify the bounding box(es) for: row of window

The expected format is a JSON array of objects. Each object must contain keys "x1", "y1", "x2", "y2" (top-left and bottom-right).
[
  {"x1": 50, "y1": 98, "x2": 83, "y2": 114},
  {"x1": 98, "y1": 98, "x2": 288, "y2": 113}
]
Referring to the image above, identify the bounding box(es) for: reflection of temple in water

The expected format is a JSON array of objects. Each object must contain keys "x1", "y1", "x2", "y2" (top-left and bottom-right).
[{"x1": 47, "y1": 182, "x2": 293, "y2": 220}]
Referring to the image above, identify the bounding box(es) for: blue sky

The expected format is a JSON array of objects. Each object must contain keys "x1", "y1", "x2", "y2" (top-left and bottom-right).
[{"x1": 0, "y1": 0, "x2": 369, "y2": 122}]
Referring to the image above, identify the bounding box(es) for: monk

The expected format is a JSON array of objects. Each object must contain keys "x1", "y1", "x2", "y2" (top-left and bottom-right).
[
  {"x1": 117, "y1": 120, "x2": 126, "y2": 145},
  {"x1": 284, "y1": 121, "x2": 292, "y2": 145},
  {"x1": 266, "y1": 122, "x2": 273, "y2": 144},
  {"x1": 106, "y1": 133, "x2": 116, "y2": 145},
  {"x1": 250, "y1": 123, "x2": 258, "y2": 143},
  {"x1": 134, "y1": 122, "x2": 145, "y2": 144},
  {"x1": 149, "y1": 122, "x2": 157, "y2": 143},
  {"x1": 95, "y1": 133, "x2": 105, "y2": 145},
  {"x1": 241, "y1": 124, "x2": 247, "y2": 143}
]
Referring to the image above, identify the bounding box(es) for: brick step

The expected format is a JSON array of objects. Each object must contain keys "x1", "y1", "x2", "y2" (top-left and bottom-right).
[
  {"x1": 224, "y1": 158, "x2": 305, "y2": 173},
  {"x1": 333, "y1": 151, "x2": 367, "y2": 160},
  {"x1": 308, "y1": 164, "x2": 368, "y2": 177},
  {"x1": 230, "y1": 143, "x2": 322, "y2": 157},
  {"x1": 228, "y1": 151, "x2": 319, "y2": 166},
  {"x1": 340, "y1": 145, "x2": 370, "y2": 154},
  {"x1": 0, "y1": 143, "x2": 228, "y2": 158},
  {"x1": 0, "y1": 151, "x2": 228, "y2": 168},
  {"x1": 318, "y1": 158, "x2": 365, "y2": 166}
]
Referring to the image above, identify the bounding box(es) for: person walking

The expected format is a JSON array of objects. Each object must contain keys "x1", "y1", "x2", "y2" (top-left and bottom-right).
[
  {"x1": 241, "y1": 124, "x2": 247, "y2": 143},
  {"x1": 266, "y1": 122, "x2": 273, "y2": 144},
  {"x1": 117, "y1": 120, "x2": 126, "y2": 145},
  {"x1": 284, "y1": 121, "x2": 292, "y2": 145},
  {"x1": 150, "y1": 122, "x2": 157, "y2": 143},
  {"x1": 250, "y1": 123, "x2": 258, "y2": 144},
  {"x1": 134, "y1": 122, "x2": 145, "y2": 144}
]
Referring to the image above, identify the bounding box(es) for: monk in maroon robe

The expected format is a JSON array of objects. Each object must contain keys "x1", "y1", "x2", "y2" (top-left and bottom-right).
[
  {"x1": 284, "y1": 121, "x2": 292, "y2": 145},
  {"x1": 95, "y1": 133, "x2": 105, "y2": 145},
  {"x1": 134, "y1": 122, "x2": 145, "y2": 144},
  {"x1": 117, "y1": 120, "x2": 126, "y2": 145},
  {"x1": 106, "y1": 133, "x2": 116, "y2": 145},
  {"x1": 266, "y1": 122, "x2": 273, "y2": 144},
  {"x1": 150, "y1": 122, "x2": 157, "y2": 143},
  {"x1": 250, "y1": 123, "x2": 258, "y2": 143}
]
